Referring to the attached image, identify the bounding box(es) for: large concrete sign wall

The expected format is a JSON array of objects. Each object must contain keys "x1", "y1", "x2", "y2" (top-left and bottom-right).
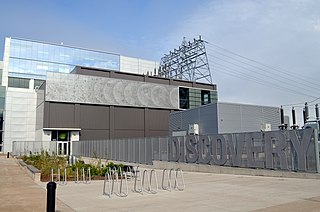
[{"x1": 169, "y1": 128, "x2": 319, "y2": 173}]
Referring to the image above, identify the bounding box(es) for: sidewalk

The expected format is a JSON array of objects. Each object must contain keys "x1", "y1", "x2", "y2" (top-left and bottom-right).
[
  {"x1": 0, "y1": 154, "x2": 73, "y2": 212},
  {"x1": 1, "y1": 153, "x2": 320, "y2": 211}
]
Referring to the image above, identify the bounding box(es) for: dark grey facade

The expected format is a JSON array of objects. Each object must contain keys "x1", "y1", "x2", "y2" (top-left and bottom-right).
[{"x1": 37, "y1": 67, "x2": 217, "y2": 141}]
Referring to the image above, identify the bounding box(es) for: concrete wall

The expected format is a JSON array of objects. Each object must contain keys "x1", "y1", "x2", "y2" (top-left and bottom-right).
[
  {"x1": 45, "y1": 72, "x2": 179, "y2": 110},
  {"x1": 3, "y1": 86, "x2": 37, "y2": 152}
]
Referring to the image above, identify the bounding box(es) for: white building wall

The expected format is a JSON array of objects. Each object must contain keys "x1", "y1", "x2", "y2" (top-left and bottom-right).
[
  {"x1": 3, "y1": 84, "x2": 37, "y2": 152},
  {"x1": 2, "y1": 37, "x2": 10, "y2": 87},
  {"x1": 120, "y1": 56, "x2": 159, "y2": 75}
]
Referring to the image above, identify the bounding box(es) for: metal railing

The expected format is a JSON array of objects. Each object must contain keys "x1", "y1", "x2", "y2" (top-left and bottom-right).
[
  {"x1": 72, "y1": 137, "x2": 170, "y2": 165},
  {"x1": 12, "y1": 141, "x2": 57, "y2": 156}
]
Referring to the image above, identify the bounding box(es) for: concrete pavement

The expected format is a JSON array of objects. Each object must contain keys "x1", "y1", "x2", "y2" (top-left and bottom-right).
[
  {"x1": 1, "y1": 153, "x2": 320, "y2": 211},
  {"x1": 43, "y1": 169, "x2": 320, "y2": 212},
  {"x1": 0, "y1": 154, "x2": 73, "y2": 212}
]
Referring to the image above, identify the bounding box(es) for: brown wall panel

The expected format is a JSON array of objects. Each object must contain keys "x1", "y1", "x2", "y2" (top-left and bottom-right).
[
  {"x1": 149, "y1": 130, "x2": 169, "y2": 137},
  {"x1": 146, "y1": 77, "x2": 170, "y2": 85},
  {"x1": 48, "y1": 103, "x2": 75, "y2": 128},
  {"x1": 148, "y1": 109, "x2": 170, "y2": 130},
  {"x1": 114, "y1": 130, "x2": 144, "y2": 139},
  {"x1": 80, "y1": 129, "x2": 110, "y2": 140},
  {"x1": 80, "y1": 105, "x2": 110, "y2": 129},
  {"x1": 114, "y1": 107, "x2": 144, "y2": 130},
  {"x1": 113, "y1": 72, "x2": 144, "y2": 82}
]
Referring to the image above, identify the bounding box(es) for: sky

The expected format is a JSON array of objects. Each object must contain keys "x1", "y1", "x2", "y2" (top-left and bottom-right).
[{"x1": 0, "y1": 0, "x2": 320, "y2": 126}]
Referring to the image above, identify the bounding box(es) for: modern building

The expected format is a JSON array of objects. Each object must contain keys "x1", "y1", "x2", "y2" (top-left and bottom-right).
[
  {"x1": 1, "y1": 37, "x2": 218, "y2": 153},
  {"x1": 169, "y1": 102, "x2": 282, "y2": 136},
  {"x1": 0, "y1": 61, "x2": 4, "y2": 152}
]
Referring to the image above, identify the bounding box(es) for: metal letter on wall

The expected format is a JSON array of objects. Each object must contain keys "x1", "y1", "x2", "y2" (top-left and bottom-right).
[
  {"x1": 168, "y1": 137, "x2": 180, "y2": 162},
  {"x1": 198, "y1": 135, "x2": 211, "y2": 164},
  {"x1": 246, "y1": 132, "x2": 264, "y2": 168},
  {"x1": 210, "y1": 135, "x2": 227, "y2": 165},
  {"x1": 264, "y1": 131, "x2": 288, "y2": 170},
  {"x1": 226, "y1": 134, "x2": 245, "y2": 167},
  {"x1": 185, "y1": 135, "x2": 199, "y2": 163},
  {"x1": 289, "y1": 128, "x2": 313, "y2": 171}
]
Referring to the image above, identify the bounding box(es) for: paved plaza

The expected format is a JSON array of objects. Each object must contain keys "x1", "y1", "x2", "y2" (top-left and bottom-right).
[{"x1": 1, "y1": 154, "x2": 320, "y2": 211}]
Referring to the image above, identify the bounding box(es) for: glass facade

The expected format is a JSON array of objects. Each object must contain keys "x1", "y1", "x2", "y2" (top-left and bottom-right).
[
  {"x1": 7, "y1": 38, "x2": 120, "y2": 79},
  {"x1": 179, "y1": 87, "x2": 218, "y2": 109}
]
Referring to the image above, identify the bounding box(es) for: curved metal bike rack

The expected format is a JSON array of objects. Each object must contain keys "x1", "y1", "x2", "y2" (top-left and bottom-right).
[
  {"x1": 103, "y1": 168, "x2": 112, "y2": 198},
  {"x1": 74, "y1": 168, "x2": 80, "y2": 183},
  {"x1": 174, "y1": 168, "x2": 185, "y2": 191},
  {"x1": 103, "y1": 167, "x2": 128, "y2": 198},
  {"x1": 149, "y1": 169, "x2": 158, "y2": 194},
  {"x1": 161, "y1": 169, "x2": 172, "y2": 191},
  {"x1": 133, "y1": 166, "x2": 143, "y2": 193},
  {"x1": 161, "y1": 168, "x2": 185, "y2": 192}
]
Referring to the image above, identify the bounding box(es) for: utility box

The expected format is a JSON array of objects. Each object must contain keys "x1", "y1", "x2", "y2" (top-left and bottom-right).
[
  {"x1": 261, "y1": 123, "x2": 271, "y2": 131},
  {"x1": 188, "y1": 124, "x2": 199, "y2": 135}
]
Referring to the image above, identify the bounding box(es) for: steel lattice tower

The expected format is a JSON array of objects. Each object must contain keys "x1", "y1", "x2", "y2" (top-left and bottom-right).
[{"x1": 158, "y1": 36, "x2": 212, "y2": 83}]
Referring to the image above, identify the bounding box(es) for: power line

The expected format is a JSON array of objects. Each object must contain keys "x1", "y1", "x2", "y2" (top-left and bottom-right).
[
  {"x1": 206, "y1": 42, "x2": 320, "y2": 87},
  {"x1": 206, "y1": 46, "x2": 320, "y2": 92},
  {"x1": 207, "y1": 53, "x2": 320, "y2": 97}
]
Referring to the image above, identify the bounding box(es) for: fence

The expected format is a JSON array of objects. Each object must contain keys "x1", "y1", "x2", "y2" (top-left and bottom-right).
[
  {"x1": 72, "y1": 129, "x2": 320, "y2": 173},
  {"x1": 72, "y1": 137, "x2": 170, "y2": 165},
  {"x1": 11, "y1": 129, "x2": 319, "y2": 173},
  {"x1": 12, "y1": 141, "x2": 57, "y2": 156}
]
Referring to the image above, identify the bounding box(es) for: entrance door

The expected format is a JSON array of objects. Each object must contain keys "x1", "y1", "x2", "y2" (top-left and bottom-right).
[{"x1": 57, "y1": 141, "x2": 69, "y2": 156}]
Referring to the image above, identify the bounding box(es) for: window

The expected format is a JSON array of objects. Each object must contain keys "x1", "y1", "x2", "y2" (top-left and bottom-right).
[
  {"x1": 201, "y1": 90, "x2": 211, "y2": 105},
  {"x1": 34, "y1": 79, "x2": 45, "y2": 89},
  {"x1": 51, "y1": 130, "x2": 70, "y2": 141},
  {"x1": 8, "y1": 77, "x2": 30, "y2": 89},
  {"x1": 179, "y1": 87, "x2": 189, "y2": 109}
]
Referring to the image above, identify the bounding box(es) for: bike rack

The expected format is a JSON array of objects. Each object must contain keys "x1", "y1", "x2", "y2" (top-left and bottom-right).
[
  {"x1": 56, "y1": 168, "x2": 67, "y2": 185},
  {"x1": 161, "y1": 169, "x2": 172, "y2": 191},
  {"x1": 75, "y1": 168, "x2": 80, "y2": 183},
  {"x1": 103, "y1": 167, "x2": 128, "y2": 198},
  {"x1": 141, "y1": 169, "x2": 151, "y2": 193},
  {"x1": 149, "y1": 169, "x2": 158, "y2": 194},
  {"x1": 103, "y1": 168, "x2": 112, "y2": 198},
  {"x1": 161, "y1": 168, "x2": 185, "y2": 192},
  {"x1": 50, "y1": 168, "x2": 54, "y2": 182},
  {"x1": 133, "y1": 168, "x2": 158, "y2": 194},
  {"x1": 133, "y1": 166, "x2": 143, "y2": 193},
  {"x1": 174, "y1": 168, "x2": 185, "y2": 191}
]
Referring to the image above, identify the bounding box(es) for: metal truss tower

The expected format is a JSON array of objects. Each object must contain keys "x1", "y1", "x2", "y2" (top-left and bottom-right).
[{"x1": 158, "y1": 36, "x2": 212, "y2": 83}]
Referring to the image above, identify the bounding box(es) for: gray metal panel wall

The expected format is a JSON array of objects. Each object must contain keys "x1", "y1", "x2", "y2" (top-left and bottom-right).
[
  {"x1": 169, "y1": 103, "x2": 218, "y2": 135},
  {"x1": 218, "y1": 102, "x2": 280, "y2": 133}
]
